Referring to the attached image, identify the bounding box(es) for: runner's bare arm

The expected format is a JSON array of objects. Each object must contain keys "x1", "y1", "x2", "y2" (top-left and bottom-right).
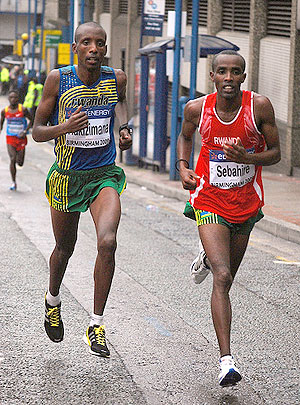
[
  {"x1": 177, "y1": 99, "x2": 203, "y2": 190},
  {"x1": 0, "y1": 109, "x2": 5, "y2": 131},
  {"x1": 223, "y1": 94, "x2": 281, "y2": 166},
  {"x1": 114, "y1": 68, "x2": 132, "y2": 151},
  {"x1": 23, "y1": 107, "x2": 34, "y2": 134},
  {"x1": 32, "y1": 70, "x2": 88, "y2": 142}
]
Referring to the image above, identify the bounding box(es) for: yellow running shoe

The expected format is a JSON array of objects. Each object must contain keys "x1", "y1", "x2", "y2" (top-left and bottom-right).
[
  {"x1": 44, "y1": 295, "x2": 64, "y2": 343},
  {"x1": 83, "y1": 325, "x2": 110, "y2": 357}
]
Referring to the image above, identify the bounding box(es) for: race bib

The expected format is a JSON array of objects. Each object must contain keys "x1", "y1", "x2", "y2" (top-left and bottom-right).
[
  {"x1": 7, "y1": 118, "x2": 26, "y2": 137},
  {"x1": 66, "y1": 117, "x2": 111, "y2": 148},
  {"x1": 209, "y1": 148, "x2": 255, "y2": 189}
]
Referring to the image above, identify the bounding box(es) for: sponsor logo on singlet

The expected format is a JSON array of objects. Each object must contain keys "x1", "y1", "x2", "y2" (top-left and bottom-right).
[
  {"x1": 65, "y1": 109, "x2": 110, "y2": 118},
  {"x1": 70, "y1": 95, "x2": 109, "y2": 108},
  {"x1": 209, "y1": 148, "x2": 255, "y2": 189},
  {"x1": 214, "y1": 137, "x2": 239, "y2": 146}
]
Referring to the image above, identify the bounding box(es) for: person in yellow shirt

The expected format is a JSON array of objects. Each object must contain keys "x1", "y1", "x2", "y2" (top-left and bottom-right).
[
  {"x1": 23, "y1": 76, "x2": 43, "y2": 119},
  {"x1": 32, "y1": 80, "x2": 43, "y2": 119},
  {"x1": 0, "y1": 65, "x2": 10, "y2": 95}
]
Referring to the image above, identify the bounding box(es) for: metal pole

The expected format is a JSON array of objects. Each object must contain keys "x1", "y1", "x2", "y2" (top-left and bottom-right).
[
  {"x1": 190, "y1": 0, "x2": 199, "y2": 100},
  {"x1": 140, "y1": 0, "x2": 145, "y2": 48},
  {"x1": 38, "y1": 0, "x2": 46, "y2": 82},
  {"x1": 81, "y1": 0, "x2": 85, "y2": 24},
  {"x1": 31, "y1": 0, "x2": 38, "y2": 75},
  {"x1": 74, "y1": 0, "x2": 79, "y2": 30},
  {"x1": 70, "y1": 0, "x2": 75, "y2": 65},
  {"x1": 15, "y1": 0, "x2": 18, "y2": 45},
  {"x1": 27, "y1": 0, "x2": 31, "y2": 67},
  {"x1": 189, "y1": 0, "x2": 200, "y2": 169},
  {"x1": 169, "y1": 0, "x2": 182, "y2": 180},
  {"x1": 139, "y1": 54, "x2": 149, "y2": 158}
]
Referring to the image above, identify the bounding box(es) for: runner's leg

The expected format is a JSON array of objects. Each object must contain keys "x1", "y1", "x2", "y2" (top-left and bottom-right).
[
  {"x1": 16, "y1": 147, "x2": 25, "y2": 167},
  {"x1": 49, "y1": 207, "x2": 80, "y2": 296},
  {"x1": 7, "y1": 144, "x2": 17, "y2": 183},
  {"x1": 89, "y1": 187, "x2": 121, "y2": 316},
  {"x1": 229, "y1": 232, "x2": 250, "y2": 279},
  {"x1": 199, "y1": 224, "x2": 249, "y2": 357}
]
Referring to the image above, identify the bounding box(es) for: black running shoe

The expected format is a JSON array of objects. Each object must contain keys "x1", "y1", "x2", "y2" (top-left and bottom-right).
[
  {"x1": 83, "y1": 325, "x2": 110, "y2": 357},
  {"x1": 44, "y1": 295, "x2": 64, "y2": 343}
]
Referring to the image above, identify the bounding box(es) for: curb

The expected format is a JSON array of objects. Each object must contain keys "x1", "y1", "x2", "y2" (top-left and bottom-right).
[
  {"x1": 125, "y1": 169, "x2": 300, "y2": 245},
  {"x1": 255, "y1": 215, "x2": 300, "y2": 245},
  {"x1": 126, "y1": 172, "x2": 188, "y2": 202}
]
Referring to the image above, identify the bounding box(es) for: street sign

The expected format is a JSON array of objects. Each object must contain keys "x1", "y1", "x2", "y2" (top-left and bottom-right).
[
  {"x1": 45, "y1": 34, "x2": 61, "y2": 48},
  {"x1": 142, "y1": 0, "x2": 165, "y2": 37},
  {"x1": 36, "y1": 29, "x2": 62, "y2": 49}
]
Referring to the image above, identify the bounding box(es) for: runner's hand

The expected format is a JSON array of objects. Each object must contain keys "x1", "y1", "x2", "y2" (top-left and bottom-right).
[
  {"x1": 119, "y1": 128, "x2": 132, "y2": 151},
  {"x1": 179, "y1": 167, "x2": 200, "y2": 190},
  {"x1": 223, "y1": 138, "x2": 249, "y2": 163},
  {"x1": 18, "y1": 130, "x2": 27, "y2": 138},
  {"x1": 64, "y1": 105, "x2": 88, "y2": 133}
]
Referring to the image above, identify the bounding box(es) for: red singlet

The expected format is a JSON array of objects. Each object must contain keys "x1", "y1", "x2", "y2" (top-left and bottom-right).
[
  {"x1": 190, "y1": 90, "x2": 266, "y2": 223},
  {"x1": 5, "y1": 104, "x2": 27, "y2": 151}
]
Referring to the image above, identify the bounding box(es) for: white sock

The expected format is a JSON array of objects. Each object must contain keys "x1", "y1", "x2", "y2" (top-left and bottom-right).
[
  {"x1": 46, "y1": 291, "x2": 61, "y2": 306},
  {"x1": 220, "y1": 355, "x2": 233, "y2": 362},
  {"x1": 90, "y1": 312, "x2": 104, "y2": 327}
]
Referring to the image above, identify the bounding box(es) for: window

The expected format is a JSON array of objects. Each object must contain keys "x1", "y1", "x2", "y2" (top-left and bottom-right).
[
  {"x1": 164, "y1": 0, "x2": 175, "y2": 22},
  {"x1": 119, "y1": 0, "x2": 128, "y2": 14},
  {"x1": 267, "y1": 0, "x2": 291, "y2": 37},
  {"x1": 103, "y1": 0, "x2": 110, "y2": 13},
  {"x1": 138, "y1": 0, "x2": 143, "y2": 16},
  {"x1": 187, "y1": 0, "x2": 208, "y2": 27},
  {"x1": 58, "y1": 0, "x2": 68, "y2": 21},
  {"x1": 222, "y1": 0, "x2": 250, "y2": 32}
]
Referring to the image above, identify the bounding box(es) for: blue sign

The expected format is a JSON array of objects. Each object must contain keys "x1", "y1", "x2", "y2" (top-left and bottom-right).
[
  {"x1": 142, "y1": 0, "x2": 165, "y2": 37},
  {"x1": 142, "y1": 14, "x2": 164, "y2": 36}
]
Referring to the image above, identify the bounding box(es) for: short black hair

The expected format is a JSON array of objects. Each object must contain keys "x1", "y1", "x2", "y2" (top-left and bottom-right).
[
  {"x1": 212, "y1": 50, "x2": 246, "y2": 73},
  {"x1": 8, "y1": 89, "x2": 19, "y2": 97},
  {"x1": 74, "y1": 21, "x2": 106, "y2": 43}
]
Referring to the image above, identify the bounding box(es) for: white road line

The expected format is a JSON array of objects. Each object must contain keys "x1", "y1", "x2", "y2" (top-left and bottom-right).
[{"x1": 273, "y1": 260, "x2": 300, "y2": 265}]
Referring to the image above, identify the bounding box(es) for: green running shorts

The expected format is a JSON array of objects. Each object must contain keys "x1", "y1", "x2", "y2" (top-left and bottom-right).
[
  {"x1": 46, "y1": 161, "x2": 126, "y2": 212},
  {"x1": 183, "y1": 201, "x2": 264, "y2": 235}
]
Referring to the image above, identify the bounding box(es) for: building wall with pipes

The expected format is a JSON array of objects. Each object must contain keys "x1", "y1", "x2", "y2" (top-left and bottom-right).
[{"x1": 92, "y1": 0, "x2": 299, "y2": 176}]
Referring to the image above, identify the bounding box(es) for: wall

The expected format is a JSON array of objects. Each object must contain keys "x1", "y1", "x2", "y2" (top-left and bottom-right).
[
  {"x1": 110, "y1": 15, "x2": 128, "y2": 70},
  {"x1": 99, "y1": 13, "x2": 112, "y2": 58},
  {"x1": 90, "y1": 1, "x2": 299, "y2": 176},
  {"x1": 258, "y1": 36, "x2": 290, "y2": 124}
]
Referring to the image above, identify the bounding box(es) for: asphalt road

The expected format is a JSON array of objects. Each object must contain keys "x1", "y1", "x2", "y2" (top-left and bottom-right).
[{"x1": 0, "y1": 111, "x2": 299, "y2": 404}]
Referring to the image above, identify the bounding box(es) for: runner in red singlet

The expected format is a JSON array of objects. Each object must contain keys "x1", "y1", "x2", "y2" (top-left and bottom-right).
[
  {"x1": 177, "y1": 50, "x2": 281, "y2": 386},
  {"x1": 0, "y1": 90, "x2": 33, "y2": 190}
]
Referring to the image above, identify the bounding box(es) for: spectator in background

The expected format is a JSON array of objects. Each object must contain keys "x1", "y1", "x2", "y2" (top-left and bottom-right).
[
  {"x1": 9, "y1": 65, "x2": 20, "y2": 90},
  {"x1": 0, "y1": 65, "x2": 10, "y2": 95},
  {"x1": 31, "y1": 79, "x2": 43, "y2": 120},
  {"x1": 40, "y1": 71, "x2": 47, "y2": 85},
  {"x1": 23, "y1": 76, "x2": 43, "y2": 119},
  {"x1": 19, "y1": 69, "x2": 29, "y2": 104}
]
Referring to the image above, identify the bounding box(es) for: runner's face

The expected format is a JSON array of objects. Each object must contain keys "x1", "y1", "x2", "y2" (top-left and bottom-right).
[
  {"x1": 8, "y1": 93, "x2": 19, "y2": 108},
  {"x1": 210, "y1": 55, "x2": 246, "y2": 99},
  {"x1": 74, "y1": 26, "x2": 107, "y2": 71}
]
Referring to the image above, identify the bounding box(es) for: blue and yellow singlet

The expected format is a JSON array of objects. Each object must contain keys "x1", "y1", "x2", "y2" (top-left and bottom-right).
[{"x1": 51, "y1": 65, "x2": 119, "y2": 170}]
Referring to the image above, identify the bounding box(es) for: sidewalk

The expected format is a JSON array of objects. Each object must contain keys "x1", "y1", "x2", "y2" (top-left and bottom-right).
[{"x1": 120, "y1": 162, "x2": 300, "y2": 245}]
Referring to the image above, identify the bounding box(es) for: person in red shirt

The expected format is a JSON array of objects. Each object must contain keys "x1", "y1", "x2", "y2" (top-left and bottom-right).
[
  {"x1": 0, "y1": 90, "x2": 33, "y2": 190},
  {"x1": 177, "y1": 50, "x2": 281, "y2": 386}
]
